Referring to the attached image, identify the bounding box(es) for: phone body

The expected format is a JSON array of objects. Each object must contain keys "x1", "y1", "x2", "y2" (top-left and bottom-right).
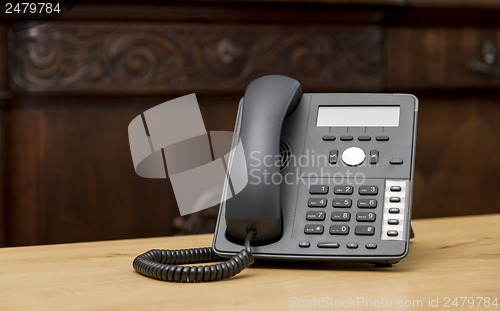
[{"x1": 213, "y1": 76, "x2": 418, "y2": 266}]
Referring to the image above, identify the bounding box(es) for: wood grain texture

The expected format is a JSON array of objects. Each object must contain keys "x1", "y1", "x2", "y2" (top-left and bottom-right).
[
  {"x1": 8, "y1": 23, "x2": 383, "y2": 94},
  {"x1": 0, "y1": 108, "x2": 3, "y2": 247},
  {"x1": 411, "y1": 95, "x2": 500, "y2": 218},
  {"x1": 0, "y1": 25, "x2": 7, "y2": 94},
  {"x1": 387, "y1": 27, "x2": 500, "y2": 89},
  {"x1": 3, "y1": 96, "x2": 239, "y2": 246},
  {"x1": 0, "y1": 25, "x2": 6, "y2": 247},
  {"x1": 0, "y1": 214, "x2": 498, "y2": 311},
  {"x1": 406, "y1": 0, "x2": 500, "y2": 8}
]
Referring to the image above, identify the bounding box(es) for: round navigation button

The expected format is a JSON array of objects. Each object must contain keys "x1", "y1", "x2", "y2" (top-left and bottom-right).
[{"x1": 342, "y1": 147, "x2": 365, "y2": 166}]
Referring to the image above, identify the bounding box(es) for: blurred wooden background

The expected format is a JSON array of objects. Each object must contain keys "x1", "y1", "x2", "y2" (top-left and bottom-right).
[{"x1": 1, "y1": 1, "x2": 499, "y2": 246}]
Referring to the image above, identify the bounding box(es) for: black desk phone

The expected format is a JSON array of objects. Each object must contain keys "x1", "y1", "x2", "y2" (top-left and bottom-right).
[{"x1": 131, "y1": 75, "x2": 418, "y2": 283}]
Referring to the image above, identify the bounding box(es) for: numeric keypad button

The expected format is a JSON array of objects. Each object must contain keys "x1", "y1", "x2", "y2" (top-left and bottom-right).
[
  {"x1": 331, "y1": 211, "x2": 351, "y2": 221},
  {"x1": 359, "y1": 185, "x2": 378, "y2": 195},
  {"x1": 356, "y1": 212, "x2": 376, "y2": 222},
  {"x1": 329, "y1": 225, "x2": 349, "y2": 235},
  {"x1": 308, "y1": 198, "x2": 327, "y2": 207},
  {"x1": 355, "y1": 225, "x2": 375, "y2": 235},
  {"x1": 304, "y1": 225, "x2": 324, "y2": 234},
  {"x1": 309, "y1": 185, "x2": 329, "y2": 194},
  {"x1": 357, "y1": 198, "x2": 377, "y2": 208},
  {"x1": 306, "y1": 211, "x2": 326, "y2": 221},
  {"x1": 332, "y1": 198, "x2": 352, "y2": 208},
  {"x1": 334, "y1": 185, "x2": 353, "y2": 195}
]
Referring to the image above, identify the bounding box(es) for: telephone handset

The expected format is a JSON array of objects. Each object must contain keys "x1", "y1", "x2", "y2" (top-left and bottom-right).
[
  {"x1": 224, "y1": 76, "x2": 302, "y2": 243},
  {"x1": 132, "y1": 75, "x2": 418, "y2": 282}
]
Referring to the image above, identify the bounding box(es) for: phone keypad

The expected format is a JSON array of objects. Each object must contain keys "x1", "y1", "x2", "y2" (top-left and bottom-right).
[
  {"x1": 303, "y1": 181, "x2": 408, "y2": 252},
  {"x1": 306, "y1": 184, "x2": 380, "y2": 236}
]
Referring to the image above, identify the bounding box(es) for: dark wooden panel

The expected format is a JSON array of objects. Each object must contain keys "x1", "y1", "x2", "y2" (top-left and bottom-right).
[
  {"x1": 0, "y1": 26, "x2": 6, "y2": 92},
  {"x1": 0, "y1": 25, "x2": 7, "y2": 246},
  {"x1": 60, "y1": 3, "x2": 385, "y2": 24},
  {"x1": 3, "y1": 96, "x2": 238, "y2": 246},
  {"x1": 8, "y1": 23, "x2": 383, "y2": 94},
  {"x1": 387, "y1": 27, "x2": 500, "y2": 90},
  {"x1": 411, "y1": 95, "x2": 500, "y2": 218}
]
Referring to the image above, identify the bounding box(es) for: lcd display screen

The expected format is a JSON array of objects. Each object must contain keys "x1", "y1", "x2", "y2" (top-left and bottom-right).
[{"x1": 316, "y1": 106, "x2": 400, "y2": 127}]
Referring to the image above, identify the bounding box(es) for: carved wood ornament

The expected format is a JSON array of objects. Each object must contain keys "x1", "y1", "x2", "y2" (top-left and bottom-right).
[{"x1": 9, "y1": 24, "x2": 383, "y2": 93}]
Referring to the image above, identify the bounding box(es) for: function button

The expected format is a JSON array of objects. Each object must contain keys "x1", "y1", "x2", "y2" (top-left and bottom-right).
[
  {"x1": 387, "y1": 230, "x2": 399, "y2": 237},
  {"x1": 322, "y1": 135, "x2": 336, "y2": 141},
  {"x1": 333, "y1": 198, "x2": 352, "y2": 208},
  {"x1": 357, "y1": 198, "x2": 377, "y2": 208},
  {"x1": 329, "y1": 149, "x2": 338, "y2": 164},
  {"x1": 334, "y1": 185, "x2": 354, "y2": 195},
  {"x1": 388, "y1": 219, "x2": 400, "y2": 225},
  {"x1": 304, "y1": 224, "x2": 324, "y2": 235},
  {"x1": 347, "y1": 242, "x2": 359, "y2": 249},
  {"x1": 389, "y1": 158, "x2": 404, "y2": 165},
  {"x1": 389, "y1": 197, "x2": 401, "y2": 203},
  {"x1": 358, "y1": 135, "x2": 371, "y2": 141},
  {"x1": 342, "y1": 147, "x2": 365, "y2": 166},
  {"x1": 365, "y1": 243, "x2": 378, "y2": 249},
  {"x1": 329, "y1": 225, "x2": 349, "y2": 235},
  {"x1": 308, "y1": 198, "x2": 327, "y2": 207},
  {"x1": 306, "y1": 211, "x2": 326, "y2": 221},
  {"x1": 331, "y1": 211, "x2": 351, "y2": 221},
  {"x1": 390, "y1": 186, "x2": 402, "y2": 192},
  {"x1": 309, "y1": 185, "x2": 329, "y2": 194},
  {"x1": 355, "y1": 225, "x2": 375, "y2": 236},
  {"x1": 340, "y1": 135, "x2": 354, "y2": 141},
  {"x1": 317, "y1": 242, "x2": 340, "y2": 248},
  {"x1": 376, "y1": 135, "x2": 389, "y2": 141},
  {"x1": 356, "y1": 212, "x2": 376, "y2": 222},
  {"x1": 369, "y1": 150, "x2": 379, "y2": 164},
  {"x1": 359, "y1": 185, "x2": 378, "y2": 195},
  {"x1": 388, "y1": 208, "x2": 400, "y2": 214},
  {"x1": 299, "y1": 241, "x2": 311, "y2": 248}
]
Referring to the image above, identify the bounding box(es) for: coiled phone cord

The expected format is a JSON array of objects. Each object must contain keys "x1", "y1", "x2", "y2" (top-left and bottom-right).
[{"x1": 132, "y1": 230, "x2": 255, "y2": 282}]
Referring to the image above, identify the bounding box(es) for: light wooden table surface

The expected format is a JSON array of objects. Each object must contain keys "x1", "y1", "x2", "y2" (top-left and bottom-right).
[{"x1": 1, "y1": 214, "x2": 499, "y2": 311}]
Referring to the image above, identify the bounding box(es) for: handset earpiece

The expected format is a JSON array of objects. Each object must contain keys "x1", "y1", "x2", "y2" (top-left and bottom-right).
[{"x1": 225, "y1": 75, "x2": 302, "y2": 243}]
